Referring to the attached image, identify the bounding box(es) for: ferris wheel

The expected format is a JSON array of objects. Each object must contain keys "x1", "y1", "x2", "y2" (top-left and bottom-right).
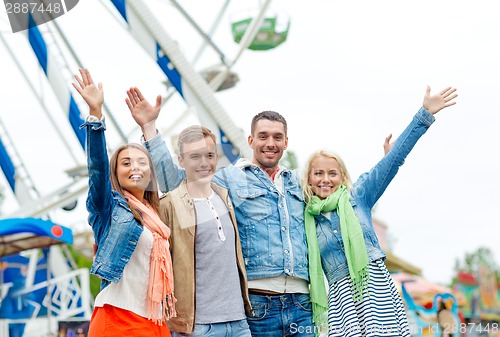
[
  {"x1": 0, "y1": 1, "x2": 291, "y2": 335},
  {"x1": 0, "y1": 0, "x2": 291, "y2": 219}
]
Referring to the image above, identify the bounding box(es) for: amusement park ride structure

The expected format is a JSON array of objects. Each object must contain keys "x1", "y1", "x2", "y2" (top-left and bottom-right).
[{"x1": 0, "y1": 0, "x2": 291, "y2": 335}]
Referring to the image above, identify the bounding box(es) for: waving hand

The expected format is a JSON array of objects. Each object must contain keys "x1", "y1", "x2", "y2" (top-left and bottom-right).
[{"x1": 72, "y1": 68, "x2": 104, "y2": 119}]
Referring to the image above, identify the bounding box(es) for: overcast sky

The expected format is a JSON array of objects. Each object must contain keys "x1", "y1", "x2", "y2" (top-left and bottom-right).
[{"x1": 1, "y1": 0, "x2": 499, "y2": 285}]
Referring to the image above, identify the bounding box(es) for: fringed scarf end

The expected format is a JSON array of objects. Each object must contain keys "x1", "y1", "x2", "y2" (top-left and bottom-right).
[
  {"x1": 163, "y1": 293, "x2": 177, "y2": 320},
  {"x1": 147, "y1": 301, "x2": 164, "y2": 326},
  {"x1": 351, "y1": 266, "x2": 370, "y2": 303},
  {"x1": 312, "y1": 306, "x2": 329, "y2": 336}
]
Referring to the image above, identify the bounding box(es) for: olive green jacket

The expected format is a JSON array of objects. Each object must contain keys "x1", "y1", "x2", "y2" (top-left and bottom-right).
[{"x1": 159, "y1": 180, "x2": 252, "y2": 334}]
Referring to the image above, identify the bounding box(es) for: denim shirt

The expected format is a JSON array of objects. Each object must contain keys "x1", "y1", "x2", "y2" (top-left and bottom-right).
[
  {"x1": 82, "y1": 119, "x2": 144, "y2": 289},
  {"x1": 316, "y1": 107, "x2": 435, "y2": 284},
  {"x1": 144, "y1": 138, "x2": 309, "y2": 282}
]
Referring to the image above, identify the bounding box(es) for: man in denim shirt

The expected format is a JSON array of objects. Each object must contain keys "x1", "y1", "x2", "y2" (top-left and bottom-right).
[{"x1": 127, "y1": 88, "x2": 314, "y2": 336}]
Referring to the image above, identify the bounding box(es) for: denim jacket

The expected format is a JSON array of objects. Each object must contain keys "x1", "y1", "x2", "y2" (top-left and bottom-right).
[
  {"x1": 83, "y1": 119, "x2": 144, "y2": 289},
  {"x1": 316, "y1": 107, "x2": 435, "y2": 284},
  {"x1": 144, "y1": 138, "x2": 309, "y2": 282}
]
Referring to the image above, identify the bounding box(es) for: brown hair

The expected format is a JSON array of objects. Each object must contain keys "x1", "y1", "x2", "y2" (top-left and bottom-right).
[
  {"x1": 109, "y1": 143, "x2": 160, "y2": 220},
  {"x1": 301, "y1": 149, "x2": 352, "y2": 203},
  {"x1": 177, "y1": 125, "x2": 217, "y2": 155},
  {"x1": 251, "y1": 111, "x2": 287, "y2": 136}
]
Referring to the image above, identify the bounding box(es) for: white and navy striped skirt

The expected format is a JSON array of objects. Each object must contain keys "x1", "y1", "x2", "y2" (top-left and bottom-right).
[{"x1": 326, "y1": 259, "x2": 411, "y2": 337}]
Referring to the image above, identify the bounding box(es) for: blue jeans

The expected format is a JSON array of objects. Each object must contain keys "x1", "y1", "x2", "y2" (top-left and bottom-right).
[
  {"x1": 173, "y1": 319, "x2": 251, "y2": 337},
  {"x1": 247, "y1": 293, "x2": 315, "y2": 337}
]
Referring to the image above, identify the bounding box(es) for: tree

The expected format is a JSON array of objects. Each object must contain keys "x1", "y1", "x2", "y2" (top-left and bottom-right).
[
  {"x1": 66, "y1": 245, "x2": 100, "y2": 299},
  {"x1": 280, "y1": 150, "x2": 298, "y2": 170},
  {"x1": 453, "y1": 246, "x2": 499, "y2": 282}
]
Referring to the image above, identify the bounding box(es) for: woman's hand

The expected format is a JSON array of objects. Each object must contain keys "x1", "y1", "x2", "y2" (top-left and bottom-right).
[
  {"x1": 383, "y1": 133, "x2": 395, "y2": 155},
  {"x1": 72, "y1": 68, "x2": 104, "y2": 119},
  {"x1": 423, "y1": 86, "x2": 458, "y2": 115}
]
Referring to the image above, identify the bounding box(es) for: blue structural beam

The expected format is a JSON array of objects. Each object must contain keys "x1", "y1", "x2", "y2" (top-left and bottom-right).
[
  {"x1": 0, "y1": 137, "x2": 16, "y2": 192},
  {"x1": 27, "y1": 16, "x2": 86, "y2": 149},
  {"x1": 107, "y1": 0, "x2": 239, "y2": 163}
]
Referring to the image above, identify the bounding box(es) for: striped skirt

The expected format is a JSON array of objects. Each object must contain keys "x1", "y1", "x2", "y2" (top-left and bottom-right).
[{"x1": 326, "y1": 259, "x2": 411, "y2": 337}]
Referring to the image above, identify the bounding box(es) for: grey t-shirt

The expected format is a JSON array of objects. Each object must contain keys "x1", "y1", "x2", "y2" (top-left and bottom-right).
[{"x1": 193, "y1": 191, "x2": 245, "y2": 323}]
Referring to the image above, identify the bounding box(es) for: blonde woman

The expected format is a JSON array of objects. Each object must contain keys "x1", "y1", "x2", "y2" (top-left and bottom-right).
[{"x1": 302, "y1": 87, "x2": 457, "y2": 336}]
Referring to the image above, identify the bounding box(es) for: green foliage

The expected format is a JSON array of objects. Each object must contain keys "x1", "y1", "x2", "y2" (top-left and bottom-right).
[
  {"x1": 280, "y1": 150, "x2": 298, "y2": 170},
  {"x1": 453, "y1": 246, "x2": 500, "y2": 282},
  {"x1": 65, "y1": 244, "x2": 100, "y2": 299}
]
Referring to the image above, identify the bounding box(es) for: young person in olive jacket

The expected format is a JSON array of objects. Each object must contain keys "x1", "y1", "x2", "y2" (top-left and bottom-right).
[{"x1": 126, "y1": 88, "x2": 252, "y2": 337}]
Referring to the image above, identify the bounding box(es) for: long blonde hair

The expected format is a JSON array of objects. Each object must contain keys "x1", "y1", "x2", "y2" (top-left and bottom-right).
[
  {"x1": 109, "y1": 143, "x2": 160, "y2": 220},
  {"x1": 301, "y1": 149, "x2": 352, "y2": 203}
]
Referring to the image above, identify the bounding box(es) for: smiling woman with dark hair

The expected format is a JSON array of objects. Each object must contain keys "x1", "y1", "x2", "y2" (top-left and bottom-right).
[{"x1": 72, "y1": 68, "x2": 175, "y2": 337}]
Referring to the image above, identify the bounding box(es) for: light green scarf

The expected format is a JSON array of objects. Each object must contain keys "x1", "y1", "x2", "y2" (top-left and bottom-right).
[{"x1": 305, "y1": 184, "x2": 369, "y2": 317}]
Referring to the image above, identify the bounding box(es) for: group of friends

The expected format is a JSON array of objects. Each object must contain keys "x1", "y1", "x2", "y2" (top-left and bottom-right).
[{"x1": 72, "y1": 68, "x2": 458, "y2": 337}]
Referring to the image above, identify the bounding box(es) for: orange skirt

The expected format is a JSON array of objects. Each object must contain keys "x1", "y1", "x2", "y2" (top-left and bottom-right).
[{"x1": 88, "y1": 305, "x2": 171, "y2": 337}]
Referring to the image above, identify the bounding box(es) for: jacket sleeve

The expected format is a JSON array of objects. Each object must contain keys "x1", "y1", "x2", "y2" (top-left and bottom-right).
[
  {"x1": 81, "y1": 119, "x2": 113, "y2": 237},
  {"x1": 142, "y1": 132, "x2": 185, "y2": 193},
  {"x1": 352, "y1": 107, "x2": 435, "y2": 209},
  {"x1": 212, "y1": 166, "x2": 232, "y2": 189}
]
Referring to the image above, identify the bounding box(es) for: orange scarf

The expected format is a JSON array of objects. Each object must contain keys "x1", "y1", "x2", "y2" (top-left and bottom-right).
[{"x1": 124, "y1": 191, "x2": 176, "y2": 325}]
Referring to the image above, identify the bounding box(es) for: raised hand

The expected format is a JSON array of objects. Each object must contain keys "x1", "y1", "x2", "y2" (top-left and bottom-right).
[
  {"x1": 72, "y1": 68, "x2": 103, "y2": 119},
  {"x1": 383, "y1": 133, "x2": 395, "y2": 155},
  {"x1": 125, "y1": 87, "x2": 162, "y2": 140},
  {"x1": 423, "y1": 86, "x2": 458, "y2": 115}
]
